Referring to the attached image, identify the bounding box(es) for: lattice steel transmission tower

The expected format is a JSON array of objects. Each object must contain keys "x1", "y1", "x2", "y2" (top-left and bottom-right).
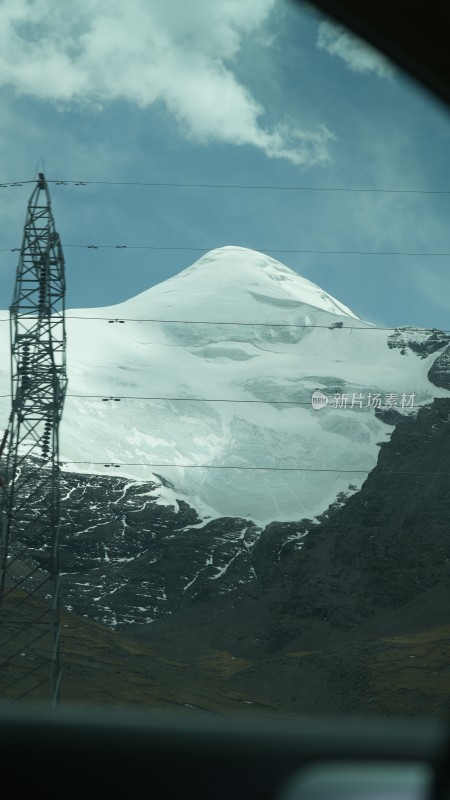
[{"x1": 0, "y1": 173, "x2": 67, "y2": 705}]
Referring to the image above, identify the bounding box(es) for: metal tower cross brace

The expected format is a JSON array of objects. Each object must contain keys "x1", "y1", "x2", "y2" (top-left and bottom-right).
[{"x1": 0, "y1": 173, "x2": 67, "y2": 705}]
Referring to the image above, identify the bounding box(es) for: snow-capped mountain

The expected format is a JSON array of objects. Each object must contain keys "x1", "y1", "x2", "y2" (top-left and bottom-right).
[
  {"x1": 60, "y1": 246, "x2": 450, "y2": 521},
  {"x1": 0, "y1": 246, "x2": 449, "y2": 628},
  {"x1": 3, "y1": 245, "x2": 447, "y2": 524}
]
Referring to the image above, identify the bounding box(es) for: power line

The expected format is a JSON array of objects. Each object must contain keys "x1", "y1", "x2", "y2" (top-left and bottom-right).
[
  {"x1": 64, "y1": 394, "x2": 336, "y2": 405},
  {"x1": 65, "y1": 393, "x2": 436, "y2": 410},
  {"x1": 2, "y1": 178, "x2": 450, "y2": 194},
  {"x1": 3, "y1": 243, "x2": 450, "y2": 257},
  {"x1": 61, "y1": 460, "x2": 449, "y2": 475},
  {"x1": 0, "y1": 181, "x2": 34, "y2": 188},
  {"x1": 0, "y1": 315, "x2": 445, "y2": 335},
  {"x1": 62, "y1": 245, "x2": 450, "y2": 257},
  {"x1": 0, "y1": 391, "x2": 439, "y2": 410},
  {"x1": 66, "y1": 317, "x2": 450, "y2": 334},
  {"x1": 17, "y1": 316, "x2": 380, "y2": 328},
  {"x1": 44, "y1": 180, "x2": 450, "y2": 195}
]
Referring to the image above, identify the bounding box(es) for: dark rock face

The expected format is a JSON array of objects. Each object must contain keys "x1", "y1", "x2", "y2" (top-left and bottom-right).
[
  {"x1": 387, "y1": 327, "x2": 449, "y2": 358},
  {"x1": 5, "y1": 468, "x2": 330, "y2": 630},
  {"x1": 267, "y1": 400, "x2": 450, "y2": 641},
  {"x1": 132, "y1": 397, "x2": 450, "y2": 659},
  {"x1": 374, "y1": 406, "x2": 404, "y2": 426},
  {"x1": 3, "y1": 466, "x2": 264, "y2": 625},
  {"x1": 428, "y1": 344, "x2": 450, "y2": 390},
  {"x1": 55, "y1": 476, "x2": 265, "y2": 625}
]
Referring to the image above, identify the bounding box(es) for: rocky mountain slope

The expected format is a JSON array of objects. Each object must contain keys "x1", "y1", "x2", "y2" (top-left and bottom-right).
[{"x1": 132, "y1": 397, "x2": 450, "y2": 665}]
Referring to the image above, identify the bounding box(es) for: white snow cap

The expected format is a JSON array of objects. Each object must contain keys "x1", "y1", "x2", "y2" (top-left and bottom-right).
[{"x1": 114, "y1": 246, "x2": 361, "y2": 322}]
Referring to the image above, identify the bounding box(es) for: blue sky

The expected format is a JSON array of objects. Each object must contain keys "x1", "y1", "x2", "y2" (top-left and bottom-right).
[{"x1": 0, "y1": 0, "x2": 450, "y2": 330}]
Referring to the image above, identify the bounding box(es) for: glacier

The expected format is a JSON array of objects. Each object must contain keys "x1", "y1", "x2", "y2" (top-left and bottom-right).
[{"x1": 0, "y1": 245, "x2": 448, "y2": 525}]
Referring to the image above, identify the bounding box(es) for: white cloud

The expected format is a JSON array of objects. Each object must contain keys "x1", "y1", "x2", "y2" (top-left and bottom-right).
[
  {"x1": 317, "y1": 21, "x2": 394, "y2": 79},
  {"x1": 0, "y1": 0, "x2": 334, "y2": 167}
]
